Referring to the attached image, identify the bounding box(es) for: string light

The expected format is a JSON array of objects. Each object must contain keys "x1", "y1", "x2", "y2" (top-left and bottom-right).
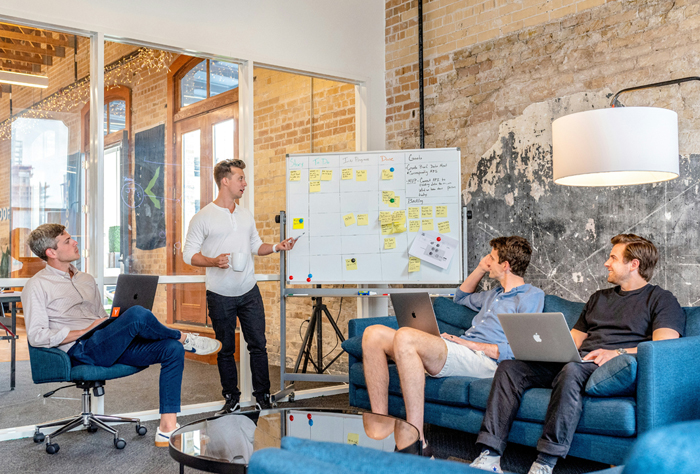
[{"x1": 0, "y1": 48, "x2": 174, "y2": 141}]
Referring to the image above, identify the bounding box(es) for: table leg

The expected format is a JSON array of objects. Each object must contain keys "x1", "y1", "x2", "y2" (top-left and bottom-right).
[
  {"x1": 10, "y1": 302, "x2": 16, "y2": 391},
  {"x1": 180, "y1": 463, "x2": 184, "y2": 474}
]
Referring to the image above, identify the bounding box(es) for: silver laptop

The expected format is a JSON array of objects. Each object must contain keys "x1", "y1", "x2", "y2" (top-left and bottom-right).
[
  {"x1": 497, "y1": 312, "x2": 594, "y2": 363},
  {"x1": 391, "y1": 293, "x2": 441, "y2": 337}
]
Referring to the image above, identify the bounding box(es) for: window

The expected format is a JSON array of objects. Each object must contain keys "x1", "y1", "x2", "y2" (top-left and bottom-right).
[{"x1": 179, "y1": 59, "x2": 239, "y2": 109}]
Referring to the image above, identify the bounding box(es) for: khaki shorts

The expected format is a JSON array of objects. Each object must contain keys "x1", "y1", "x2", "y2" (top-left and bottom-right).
[{"x1": 430, "y1": 338, "x2": 498, "y2": 379}]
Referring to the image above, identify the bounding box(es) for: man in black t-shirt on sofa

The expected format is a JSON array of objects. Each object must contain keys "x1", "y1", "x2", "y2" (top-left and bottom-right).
[{"x1": 469, "y1": 234, "x2": 686, "y2": 474}]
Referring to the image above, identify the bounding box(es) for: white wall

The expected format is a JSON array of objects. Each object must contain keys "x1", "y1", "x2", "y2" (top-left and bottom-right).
[{"x1": 0, "y1": 0, "x2": 386, "y2": 150}]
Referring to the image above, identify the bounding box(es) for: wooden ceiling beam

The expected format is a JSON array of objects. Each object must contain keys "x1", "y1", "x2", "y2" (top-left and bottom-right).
[
  {"x1": 0, "y1": 62, "x2": 36, "y2": 73},
  {"x1": 0, "y1": 23, "x2": 73, "y2": 48},
  {"x1": 0, "y1": 40, "x2": 65, "y2": 58},
  {"x1": 0, "y1": 50, "x2": 51, "y2": 66},
  {"x1": 0, "y1": 29, "x2": 72, "y2": 48}
]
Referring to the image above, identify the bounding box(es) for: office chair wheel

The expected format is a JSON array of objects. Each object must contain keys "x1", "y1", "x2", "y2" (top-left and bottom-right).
[
  {"x1": 87, "y1": 422, "x2": 99, "y2": 433},
  {"x1": 135, "y1": 424, "x2": 147, "y2": 436},
  {"x1": 33, "y1": 432, "x2": 45, "y2": 443},
  {"x1": 114, "y1": 438, "x2": 126, "y2": 449},
  {"x1": 45, "y1": 443, "x2": 60, "y2": 454}
]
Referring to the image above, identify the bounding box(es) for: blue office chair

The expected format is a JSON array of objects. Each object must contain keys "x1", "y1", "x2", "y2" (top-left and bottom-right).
[{"x1": 28, "y1": 343, "x2": 148, "y2": 454}]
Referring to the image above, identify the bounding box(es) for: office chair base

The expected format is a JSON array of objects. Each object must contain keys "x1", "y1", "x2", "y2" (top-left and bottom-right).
[{"x1": 34, "y1": 385, "x2": 147, "y2": 454}]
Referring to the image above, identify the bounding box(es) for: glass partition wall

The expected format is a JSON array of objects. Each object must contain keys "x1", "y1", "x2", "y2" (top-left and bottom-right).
[{"x1": 0, "y1": 18, "x2": 361, "y2": 424}]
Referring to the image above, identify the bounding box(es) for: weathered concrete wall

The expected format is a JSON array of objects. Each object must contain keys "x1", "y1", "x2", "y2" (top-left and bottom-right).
[{"x1": 387, "y1": 0, "x2": 700, "y2": 303}]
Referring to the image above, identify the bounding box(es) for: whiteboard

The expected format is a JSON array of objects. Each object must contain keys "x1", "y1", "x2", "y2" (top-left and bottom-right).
[{"x1": 285, "y1": 148, "x2": 462, "y2": 284}]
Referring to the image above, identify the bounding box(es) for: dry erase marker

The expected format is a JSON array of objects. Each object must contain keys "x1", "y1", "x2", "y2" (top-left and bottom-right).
[{"x1": 293, "y1": 232, "x2": 306, "y2": 242}]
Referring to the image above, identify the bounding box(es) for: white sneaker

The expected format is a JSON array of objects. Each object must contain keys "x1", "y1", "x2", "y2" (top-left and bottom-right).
[
  {"x1": 470, "y1": 450, "x2": 503, "y2": 473},
  {"x1": 528, "y1": 462, "x2": 553, "y2": 474},
  {"x1": 183, "y1": 333, "x2": 221, "y2": 355},
  {"x1": 155, "y1": 423, "x2": 180, "y2": 447}
]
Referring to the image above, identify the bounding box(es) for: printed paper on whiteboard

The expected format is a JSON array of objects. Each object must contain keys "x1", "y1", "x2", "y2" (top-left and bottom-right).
[{"x1": 408, "y1": 231, "x2": 458, "y2": 270}]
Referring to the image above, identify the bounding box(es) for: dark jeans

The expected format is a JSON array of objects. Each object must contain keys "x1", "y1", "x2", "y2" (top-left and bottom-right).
[
  {"x1": 68, "y1": 305, "x2": 184, "y2": 414},
  {"x1": 206, "y1": 285, "x2": 270, "y2": 399},
  {"x1": 477, "y1": 359, "x2": 598, "y2": 458}
]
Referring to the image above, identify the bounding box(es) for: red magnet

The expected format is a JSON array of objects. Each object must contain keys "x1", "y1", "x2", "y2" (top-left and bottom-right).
[
  {"x1": 306, "y1": 278, "x2": 311, "y2": 282},
  {"x1": 437, "y1": 237, "x2": 442, "y2": 241},
  {"x1": 307, "y1": 413, "x2": 312, "y2": 420},
  {"x1": 289, "y1": 415, "x2": 294, "y2": 421},
  {"x1": 289, "y1": 275, "x2": 294, "y2": 280}
]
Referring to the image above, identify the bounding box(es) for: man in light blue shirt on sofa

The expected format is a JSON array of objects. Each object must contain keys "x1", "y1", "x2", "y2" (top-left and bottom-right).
[{"x1": 362, "y1": 236, "x2": 544, "y2": 455}]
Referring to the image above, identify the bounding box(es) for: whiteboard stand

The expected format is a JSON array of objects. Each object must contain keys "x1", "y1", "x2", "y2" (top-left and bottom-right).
[{"x1": 272, "y1": 210, "x2": 469, "y2": 404}]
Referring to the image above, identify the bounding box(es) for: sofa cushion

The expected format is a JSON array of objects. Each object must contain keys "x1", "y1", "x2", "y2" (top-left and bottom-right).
[
  {"x1": 342, "y1": 336, "x2": 363, "y2": 359},
  {"x1": 585, "y1": 355, "x2": 637, "y2": 397},
  {"x1": 349, "y1": 362, "x2": 476, "y2": 407},
  {"x1": 683, "y1": 306, "x2": 700, "y2": 337},
  {"x1": 433, "y1": 297, "x2": 476, "y2": 334},
  {"x1": 542, "y1": 295, "x2": 585, "y2": 328},
  {"x1": 469, "y1": 378, "x2": 637, "y2": 436}
]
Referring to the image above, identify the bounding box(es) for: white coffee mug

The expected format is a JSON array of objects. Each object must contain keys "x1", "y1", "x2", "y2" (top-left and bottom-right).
[{"x1": 229, "y1": 252, "x2": 247, "y2": 272}]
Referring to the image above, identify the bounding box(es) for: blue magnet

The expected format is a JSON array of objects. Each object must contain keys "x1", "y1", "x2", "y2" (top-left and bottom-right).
[
  {"x1": 308, "y1": 274, "x2": 312, "y2": 278},
  {"x1": 390, "y1": 167, "x2": 394, "y2": 172},
  {"x1": 299, "y1": 218, "x2": 303, "y2": 223},
  {"x1": 309, "y1": 419, "x2": 314, "y2": 426}
]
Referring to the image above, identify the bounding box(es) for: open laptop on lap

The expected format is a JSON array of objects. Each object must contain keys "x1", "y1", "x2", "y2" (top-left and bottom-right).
[
  {"x1": 391, "y1": 293, "x2": 441, "y2": 337},
  {"x1": 78, "y1": 274, "x2": 159, "y2": 341},
  {"x1": 497, "y1": 312, "x2": 595, "y2": 363}
]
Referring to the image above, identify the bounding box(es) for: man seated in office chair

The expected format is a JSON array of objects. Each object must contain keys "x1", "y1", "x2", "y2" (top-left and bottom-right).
[
  {"x1": 362, "y1": 236, "x2": 545, "y2": 456},
  {"x1": 21, "y1": 224, "x2": 222, "y2": 447}
]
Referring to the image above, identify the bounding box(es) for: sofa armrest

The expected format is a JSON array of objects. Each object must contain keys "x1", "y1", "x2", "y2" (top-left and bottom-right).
[
  {"x1": 27, "y1": 344, "x2": 72, "y2": 384},
  {"x1": 348, "y1": 316, "x2": 398, "y2": 339},
  {"x1": 636, "y1": 336, "x2": 700, "y2": 433}
]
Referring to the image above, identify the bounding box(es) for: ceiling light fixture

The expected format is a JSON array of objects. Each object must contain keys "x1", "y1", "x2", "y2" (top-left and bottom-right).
[{"x1": 0, "y1": 70, "x2": 49, "y2": 89}]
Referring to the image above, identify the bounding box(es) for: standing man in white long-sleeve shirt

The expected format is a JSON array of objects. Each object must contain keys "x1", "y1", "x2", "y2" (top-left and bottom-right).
[{"x1": 183, "y1": 159, "x2": 296, "y2": 413}]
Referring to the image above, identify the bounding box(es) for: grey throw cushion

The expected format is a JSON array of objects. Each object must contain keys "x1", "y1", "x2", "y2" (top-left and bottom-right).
[{"x1": 585, "y1": 354, "x2": 638, "y2": 397}]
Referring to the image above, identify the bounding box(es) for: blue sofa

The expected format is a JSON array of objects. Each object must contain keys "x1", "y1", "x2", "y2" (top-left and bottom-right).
[
  {"x1": 341, "y1": 295, "x2": 700, "y2": 466},
  {"x1": 247, "y1": 420, "x2": 700, "y2": 474}
]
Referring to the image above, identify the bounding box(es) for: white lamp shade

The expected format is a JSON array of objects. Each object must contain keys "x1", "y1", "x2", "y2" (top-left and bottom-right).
[{"x1": 552, "y1": 107, "x2": 679, "y2": 186}]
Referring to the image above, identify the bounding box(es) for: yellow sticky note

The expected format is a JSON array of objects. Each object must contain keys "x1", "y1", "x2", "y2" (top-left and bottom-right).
[
  {"x1": 309, "y1": 181, "x2": 321, "y2": 193},
  {"x1": 393, "y1": 222, "x2": 407, "y2": 234},
  {"x1": 381, "y1": 169, "x2": 394, "y2": 180},
  {"x1": 289, "y1": 170, "x2": 301, "y2": 181},
  {"x1": 343, "y1": 213, "x2": 356, "y2": 226},
  {"x1": 357, "y1": 214, "x2": 369, "y2": 226},
  {"x1": 321, "y1": 169, "x2": 333, "y2": 181},
  {"x1": 388, "y1": 196, "x2": 400, "y2": 208},
  {"x1": 309, "y1": 169, "x2": 321, "y2": 181},
  {"x1": 408, "y1": 256, "x2": 421, "y2": 273},
  {"x1": 347, "y1": 433, "x2": 359, "y2": 445},
  {"x1": 345, "y1": 258, "x2": 358, "y2": 270},
  {"x1": 356, "y1": 170, "x2": 367, "y2": 181},
  {"x1": 384, "y1": 237, "x2": 396, "y2": 250},
  {"x1": 421, "y1": 206, "x2": 433, "y2": 217},
  {"x1": 379, "y1": 211, "x2": 392, "y2": 225},
  {"x1": 392, "y1": 211, "x2": 406, "y2": 224},
  {"x1": 342, "y1": 168, "x2": 353, "y2": 180},
  {"x1": 438, "y1": 221, "x2": 451, "y2": 233},
  {"x1": 436, "y1": 205, "x2": 448, "y2": 218},
  {"x1": 409, "y1": 220, "x2": 420, "y2": 232},
  {"x1": 293, "y1": 218, "x2": 304, "y2": 230},
  {"x1": 408, "y1": 207, "x2": 420, "y2": 219},
  {"x1": 382, "y1": 191, "x2": 395, "y2": 203},
  {"x1": 422, "y1": 219, "x2": 434, "y2": 231},
  {"x1": 381, "y1": 223, "x2": 394, "y2": 235}
]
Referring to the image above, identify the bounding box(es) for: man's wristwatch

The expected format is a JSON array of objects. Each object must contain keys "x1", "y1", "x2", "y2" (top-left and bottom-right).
[{"x1": 616, "y1": 348, "x2": 628, "y2": 355}]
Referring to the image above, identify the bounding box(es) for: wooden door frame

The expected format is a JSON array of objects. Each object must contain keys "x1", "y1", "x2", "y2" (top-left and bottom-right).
[{"x1": 166, "y1": 55, "x2": 240, "y2": 325}]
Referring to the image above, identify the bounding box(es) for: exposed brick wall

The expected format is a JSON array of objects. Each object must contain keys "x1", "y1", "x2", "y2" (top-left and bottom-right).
[
  {"x1": 386, "y1": 0, "x2": 700, "y2": 175},
  {"x1": 252, "y1": 68, "x2": 357, "y2": 370}
]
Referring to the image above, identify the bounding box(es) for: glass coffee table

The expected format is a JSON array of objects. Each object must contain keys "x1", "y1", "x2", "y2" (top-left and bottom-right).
[{"x1": 169, "y1": 407, "x2": 421, "y2": 473}]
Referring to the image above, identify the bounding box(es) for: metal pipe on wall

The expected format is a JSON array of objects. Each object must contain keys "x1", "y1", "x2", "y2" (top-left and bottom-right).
[{"x1": 418, "y1": 0, "x2": 425, "y2": 149}]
